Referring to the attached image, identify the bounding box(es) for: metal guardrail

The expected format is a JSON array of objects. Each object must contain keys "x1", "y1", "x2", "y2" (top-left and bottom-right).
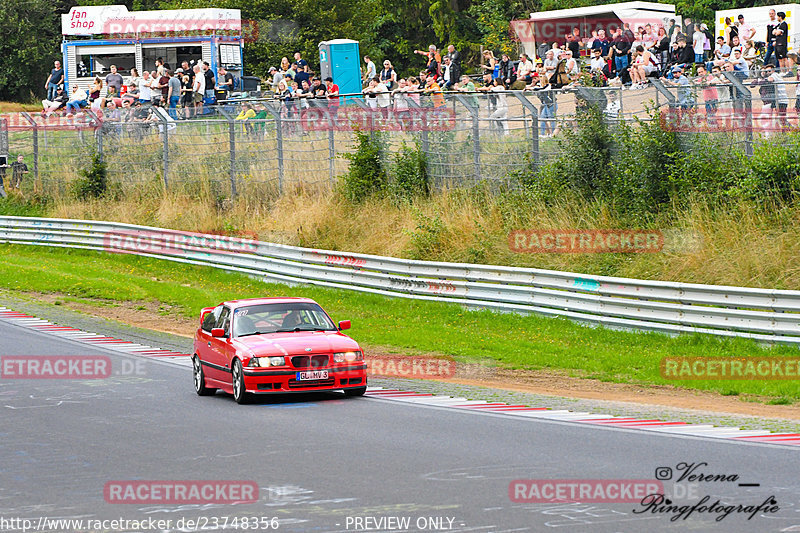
[{"x1": 2, "y1": 216, "x2": 800, "y2": 344}]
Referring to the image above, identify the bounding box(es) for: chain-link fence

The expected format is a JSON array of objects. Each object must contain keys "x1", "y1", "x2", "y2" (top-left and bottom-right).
[{"x1": 3, "y1": 74, "x2": 800, "y2": 197}]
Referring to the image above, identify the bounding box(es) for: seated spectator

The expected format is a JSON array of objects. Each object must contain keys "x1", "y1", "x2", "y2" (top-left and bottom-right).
[
  {"x1": 742, "y1": 40, "x2": 758, "y2": 66},
  {"x1": 498, "y1": 53, "x2": 517, "y2": 87},
  {"x1": 630, "y1": 45, "x2": 658, "y2": 88},
  {"x1": 65, "y1": 85, "x2": 88, "y2": 115},
  {"x1": 41, "y1": 86, "x2": 68, "y2": 117},
  {"x1": 104, "y1": 100, "x2": 122, "y2": 122},
  {"x1": 728, "y1": 48, "x2": 750, "y2": 77},
  {"x1": 589, "y1": 48, "x2": 607, "y2": 75},
  {"x1": 543, "y1": 50, "x2": 558, "y2": 81},
  {"x1": 89, "y1": 77, "x2": 103, "y2": 105},
  {"x1": 517, "y1": 54, "x2": 534, "y2": 84},
  {"x1": 481, "y1": 50, "x2": 499, "y2": 79},
  {"x1": 562, "y1": 50, "x2": 579, "y2": 81}
]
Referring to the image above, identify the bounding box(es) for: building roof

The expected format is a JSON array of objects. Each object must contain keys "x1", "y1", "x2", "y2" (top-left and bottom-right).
[{"x1": 528, "y1": 2, "x2": 676, "y2": 20}]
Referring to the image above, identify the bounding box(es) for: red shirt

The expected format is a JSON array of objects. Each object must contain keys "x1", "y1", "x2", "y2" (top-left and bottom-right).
[{"x1": 326, "y1": 83, "x2": 340, "y2": 106}]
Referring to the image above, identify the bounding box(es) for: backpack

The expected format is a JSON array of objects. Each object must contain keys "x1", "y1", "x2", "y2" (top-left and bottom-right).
[{"x1": 550, "y1": 60, "x2": 570, "y2": 89}]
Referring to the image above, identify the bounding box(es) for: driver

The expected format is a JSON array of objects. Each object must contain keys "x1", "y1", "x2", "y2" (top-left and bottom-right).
[
  {"x1": 282, "y1": 310, "x2": 304, "y2": 329},
  {"x1": 233, "y1": 314, "x2": 257, "y2": 336}
]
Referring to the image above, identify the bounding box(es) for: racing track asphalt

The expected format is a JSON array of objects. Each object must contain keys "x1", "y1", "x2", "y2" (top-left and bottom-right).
[{"x1": 1, "y1": 318, "x2": 800, "y2": 533}]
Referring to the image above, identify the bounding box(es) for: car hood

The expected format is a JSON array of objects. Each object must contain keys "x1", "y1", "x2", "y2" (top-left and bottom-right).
[{"x1": 232, "y1": 331, "x2": 360, "y2": 356}]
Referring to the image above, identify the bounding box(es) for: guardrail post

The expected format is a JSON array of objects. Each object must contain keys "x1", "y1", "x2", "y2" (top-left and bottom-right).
[
  {"x1": 262, "y1": 101, "x2": 284, "y2": 193},
  {"x1": 722, "y1": 71, "x2": 753, "y2": 157},
  {"x1": 453, "y1": 94, "x2": 480, "y2": 180},
  {"x1": 19, "y1": 112, "x2": 38, "y2": 184}
]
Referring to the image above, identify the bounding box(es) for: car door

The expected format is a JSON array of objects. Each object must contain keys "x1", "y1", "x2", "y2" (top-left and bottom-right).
[
  {"x1": 196, "y1": 305, "x2": 221, "y2": 362},
  {"x1": 205, "y1": 306, "x2": 232, "y2": 384}
]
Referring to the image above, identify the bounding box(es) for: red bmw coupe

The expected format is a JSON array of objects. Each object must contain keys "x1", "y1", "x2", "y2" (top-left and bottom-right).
[{"x1": 192, "y1": 297, "x2": 367, "y2": 404}]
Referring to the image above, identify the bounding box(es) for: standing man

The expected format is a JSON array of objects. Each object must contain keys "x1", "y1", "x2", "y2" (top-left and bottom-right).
[
  {"x1": 774, "y1": 12, "x2": 789, "y2": 72},
  {"x1": 138, "y1": 71, "x2": 152, "y2": 106},
  {"x1": 293, "y1": 52, "x2": 309, "y2": 72},
  {"x1": 192, "y1": 64, "x2": 205, "y2": 114},
  {"x1": 167, "y1": 69, "x2": 181, "y2": 119},
  {"x1": 105, "y1": 65, "x2": 124, "y2": 96},
  {"x1": 363, "y1": 55, "x2": 376, "y2": 86},
  {"x1": 44, "y1": 60, "x2": 64, "y2": 101},
  {"x1": 737, "y1": 14, "x2": 756, "y2": 43},
  {"x1": 202, "y1": 62, "x2": 216, "y2": 103},
  {"x1": 446, "y1": 44, "x2": 461, "y2": 82},
  {"x1": 765, "y1": 9, "x2": 779, "y2": 68},
  {"x1": 10, "y1": 155, "x2": 28, "y2": 190},
  {"x1": 217, "y1": 67, "x2": 234, "y2": 99},
  {"x1": 324, "y1": 77, "x2": 339, "y2": 116}
]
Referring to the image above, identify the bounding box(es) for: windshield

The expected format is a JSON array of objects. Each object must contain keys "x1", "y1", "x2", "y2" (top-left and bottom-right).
[{"x1": 232, "y1": 302, "x2": 337, "y2": 337}]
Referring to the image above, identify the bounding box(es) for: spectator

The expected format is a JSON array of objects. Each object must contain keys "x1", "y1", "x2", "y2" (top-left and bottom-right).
[
  {"x1": 137, "y1": 70, "x2": 153, "y2": 106},
  {"x1": 44, "y1": 60, "x2": 64, "y2": 101},
  {"x1": 324, "y1": 77, "x2": 339, "y2": 115},
  {"x1": 41, "y1": 86, "x2": 67, "y2": 117},
  {"x1": 167, "y1": 69, "x2": 181, "y2": 119},
  {"x1": 363, "y1": 55, "x2": 376, "y2": 85},
  {"x1": 763, "y1": 64, "x2": 790, "y2": 125},
  {"x1": 531, "y1": 71, "x2": 556, "y2": 137},
  {"x1": 737, "y1": 14, "x2": 756, "y2": 43},
  {"x1": 651, "y1": 27, "x2": 670, "y2": 67},
  {"x1": 730, "y1": 35, "x2": 742, "y2": 55},
  {"x1": 235, "y1": 102, "x2": 256, "y2": 134},
  {"x1": 591, "y1": 29, "x2": 611, "y2": 56},
  {"x1": 692, "y1": 24, "x2": 705, "y2": 64},
  {"x1": 180, "y1": 70, "x2": 193, "y2": 119},
  {"x1": 192, "y1": 64, "x2": 205, "y2": 114},
  {"x1": 713, "y1": 37, "x2": 731, "y2": 63},
  {"x1": 729, "y1": 48, "x2": 750, "y2": 76},
  {"x1": 380, "y1": 60, "x2": 397, "y2": 90},
  {"x1": 695, "y1": 64, "x2": 719, "y2": 124},
  {"x1": 423, "y1": 74, "x2": 445, "y2": 110},
  {"x1": 589, "y1": 48, "x2": 607, "y2": 75},
  {"x1": 362, "y1": 78, "x2": 379, "y2": 109},
  {"x1": 280, "y1": 57, "x2": 292, "y2": 77},
  {"x1": 269, "y1": 67, "x2": 283, "y2": 93},
  {"x1": 415, "y1": 45, "x2": 441, "y2": 76},
  {"x1": 481, "y1": 50, "x2": 499, "y2": 79},
  {"x1": 405, "y1": 76, "x2": 421, "y2": 106},
  {"x1": 765, "y1": 9, "x2": 779, "y2": 68},
  {"x1": 295, "y1": 79, "x2": 313, "y2": 112},
  {"x1": 488, "y1": 78, "x2": 508, "y2": 134},
  {"x1": 611, "y1": 28, "x2": 631, "y2": 79},
  {"x1": 286, "y1": 62, "x2": 298, "y2": 82},
  {"x1": 445, "y1": 44, "x2": 461, "y2": 82},
  {"x1": 65, "y1": 84, "x2": 88, "y2": 115},
  {"x1": 393, "y1": 78, "x2": 411, "y2": 125},
  {"x1": 294, "y1": 66, "x2": 311, "y2": 89},
  {"x1": 630, "y1": 45, "x2": 657, "y2": 88},
  {"x1": 155, "y1": 57, "x2": 165, "y2": 77},
  {"x1": 566, "y1": 32, "x2": 580, "y2": 58},
  {"x1": 217, "y1": 67, "x2": 234, "y2": 98},
  {"x1": 440, "y1": 56, "x2": 455, "y2": 89},
  {"x1": 742, "y1": 40, "x2": 758, "y2": 67},
  {"x1": 517, "y1": 54, "x2": 534, "y2": 84},
  {"x1": 10, "y1": 155, "x2": 28, "y2": 190},
  {"x1": 374, "y1": 76, "x2": 392, "y2": 115},
  {"x1": 105, "y1": 65, "x2": 123, "y2": 96},
  {"x1": 666, "y1": 19, "x2": 678, "y2": 42},
  {"x1": 103, "y1": 86, "x2": 118, "y2": 109},
  {"x1": 87, "y1": 77, "x2": 103, "y2": 110},
  {"x1": 310, "y1": 77, "x2": 327, "y2": 96},
  {"x1": 293, "y1": 52, "x2": 308, "y2": 72},
  {"x1": 724, "y1": 17, "x2": 738, "y2": 47},
  {"x1": 543, "y1": 50, "x2": 558, "y2": 81},
  {"x1": 202, "y1": 62, "x2": 216, "y2": 102},
  {"x1": 775, "y1": 12, "x2": 789, "y2": 72},
  {"x1": 456, "y1": 74, "x2": 478, "y2": 109},
  {"x1": 604, "y1": 90, "x2": 620, "y2": 120},
  {"x1": 661, "y1": 66, "x2": 694, "y2": 109},
  {"x1": 701, "y1": 24, "x2": 713, "y2": 61},
  {"x1": 155, "y1": 69, "x2": 170, "y2": 107},
  {"x1": 499, "y1": 53, "x2": 516, "y2": 87}
]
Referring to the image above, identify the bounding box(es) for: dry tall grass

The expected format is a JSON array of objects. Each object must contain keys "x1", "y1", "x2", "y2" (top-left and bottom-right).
[{"x1": 48, "y1": 184, "x2": 800, "y2": 290}]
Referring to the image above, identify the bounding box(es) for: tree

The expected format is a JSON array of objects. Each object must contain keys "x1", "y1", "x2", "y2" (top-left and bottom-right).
[{"x1": 0, "y1": 0, "x2": 62, "y2": 101}]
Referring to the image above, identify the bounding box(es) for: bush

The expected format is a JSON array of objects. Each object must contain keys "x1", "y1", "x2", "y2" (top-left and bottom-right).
[
  {"x1": 390, "y1": 141, "x2": 429, "y2": 201},
  {"x1": 339, "y1": 131, "x2": 387, "y2": 202},
  {"x1": 73, "y1": 153, "x2": 108, "y2": 200},
  {"x1": 739, "y1": 133, "x2": 800, "y2": 202}
]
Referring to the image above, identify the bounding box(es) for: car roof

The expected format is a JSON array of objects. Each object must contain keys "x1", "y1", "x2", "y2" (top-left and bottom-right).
[{"x1": 222, "y1": 297, "x2": 317, "y2": 309}]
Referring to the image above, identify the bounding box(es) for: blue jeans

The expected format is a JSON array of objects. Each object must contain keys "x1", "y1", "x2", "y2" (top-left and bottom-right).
[
  {"x1": 695, "y1": 53, "x2": 704, "y2": 64},
  {"x1": 614, "y1": 55, "x2": 629, "y2": 76},
  {"x1": 539, "y1": 103, "x2": 557, "y2": 135},
  {"x1": 47, "y1": 82, "x2": 59, "y2": 101},
  {"x1": 66, "y1": 100, "x2": 86, "y2": 113},
  {"x1": 169, "y1": 96, "x2": 180, "y2": 119},
  {"x1": 764, "y1": 42, "x2": 776, "y2": 67}
]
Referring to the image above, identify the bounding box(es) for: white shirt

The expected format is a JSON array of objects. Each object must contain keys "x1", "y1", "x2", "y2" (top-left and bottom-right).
[
  {"x1": 590, "y1": 56, "x2": 606, "y2": 71},
  {"x1": 490, "y1": 85, "x2": 507, "y2": 109},
  {"x1": 138, "y1": 78, "x2": 152, "y2": 100},
  {"x1": 692, "y1": 31, "x2": 705, "y2": 54},
  {"x1": 375, "y1": 82, "x2": 391, "y2": 108},
  {"x1": 69, "y1": 88, "x2": 87, "y2": 102},
  {"x1": 193, "y1": 72, "x2": 205, "y2": 95}
]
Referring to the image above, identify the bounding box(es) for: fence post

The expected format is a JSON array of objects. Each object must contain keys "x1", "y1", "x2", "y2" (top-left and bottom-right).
[
  {"x1": 512, "y1": 92, "x2": 540, "y2": 168},
  {"x1": 453, "y1": 94, "x2": 480, "y2": 180},
  {"x1": 722, "y1": 71, "x2": 753, "y2": 157},
  {"x1": 150, "y1": 108, "x2": 170, "y2": 189},
  {"x1": 19, "y1": 112, "x2": 38, "y2": 185},
  {"x1": 215, "y1": 107, "x2": 238, "y2": 198},
  {"x1": 262, "y1": 102, "x2": 284, "y2": 193}
]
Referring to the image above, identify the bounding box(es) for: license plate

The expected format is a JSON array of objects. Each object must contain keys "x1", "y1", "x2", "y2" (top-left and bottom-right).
[{"x1": 296, "y1": 370, "x2": 329, "y2": 381}]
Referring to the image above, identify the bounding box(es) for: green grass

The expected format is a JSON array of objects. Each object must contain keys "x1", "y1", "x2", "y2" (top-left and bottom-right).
[{"x1": 2, "y1": 243, "x2": 800, "y2": 403}]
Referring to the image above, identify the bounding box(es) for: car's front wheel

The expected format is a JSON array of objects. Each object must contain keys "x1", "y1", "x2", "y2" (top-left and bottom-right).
[
  {"x1": 232, "y1": 359, "x2": 251, "y2": 404},
  {"x1": 193, "y1": 355, "x2": 217, "y2": 396},
  {"x1": 344, "y1": 386, "x2": 367, "y2": 397}
]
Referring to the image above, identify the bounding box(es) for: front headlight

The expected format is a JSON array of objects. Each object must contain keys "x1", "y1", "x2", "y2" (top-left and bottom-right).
[
  {"x1": 334, "y1": 351, "x2": 363, "y2": 363},
  {"x1": 249, "y1": 356, "x2": 285, "y2": 367}
]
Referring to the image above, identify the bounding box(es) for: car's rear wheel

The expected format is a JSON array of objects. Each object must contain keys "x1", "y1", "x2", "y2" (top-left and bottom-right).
[
  {"x1": 344, "y1": 386, "x2": 367, "y2": 397},
  {"x1": 193, "y1": 355, "x2": 217, "y2": 396},
  {"x1": 232, "y1": 359, "x2": 251, "y2": 404}
]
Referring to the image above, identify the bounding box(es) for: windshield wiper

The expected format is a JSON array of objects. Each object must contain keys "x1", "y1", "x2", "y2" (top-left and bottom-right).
[
  {"x1": 235, "y1": 331, "x2": 273, "y2": 338},
  {"x1": 274, "y1": 326, "x2": 331, "y2": 333}
]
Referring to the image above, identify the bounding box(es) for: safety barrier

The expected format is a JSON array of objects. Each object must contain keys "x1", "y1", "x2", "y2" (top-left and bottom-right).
[{"x1": 2, "y1": 216, "x2": 800, "y2": 344}]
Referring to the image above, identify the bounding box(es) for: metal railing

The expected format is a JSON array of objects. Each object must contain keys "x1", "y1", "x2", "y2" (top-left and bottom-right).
[{"x1": 3, "y1": 215, "x2": 800, "y2": 345}]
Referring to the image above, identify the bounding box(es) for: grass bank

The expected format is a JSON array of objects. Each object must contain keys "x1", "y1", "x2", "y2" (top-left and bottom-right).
[{"x1": 2, "y1": 243, "x2": 799, "y2": 404}]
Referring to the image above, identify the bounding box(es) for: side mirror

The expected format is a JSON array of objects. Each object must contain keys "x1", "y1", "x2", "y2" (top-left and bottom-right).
[
  {"x1": 211, "y1": 328, "x2": 226, "y2": 338},
  {"x1": 338, "y1": 320, "x2": 351, "y2": 331}
]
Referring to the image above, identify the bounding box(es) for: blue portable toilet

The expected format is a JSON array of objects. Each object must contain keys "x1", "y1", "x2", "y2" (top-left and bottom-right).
[{"x1": 319, "y1": 39, "x2": 361, "y2": 101}]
